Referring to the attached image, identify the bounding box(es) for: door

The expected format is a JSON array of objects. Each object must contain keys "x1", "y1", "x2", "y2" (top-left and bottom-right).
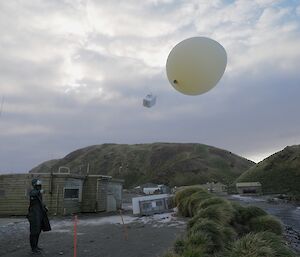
[{"x1": 96, "y1": 179, "x2": 107, "y2": 212}]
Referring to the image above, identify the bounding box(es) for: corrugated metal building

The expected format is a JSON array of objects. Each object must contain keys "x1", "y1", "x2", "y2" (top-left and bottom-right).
[
  {"x1": 236, "y1": 182, "x2": 262, "y2": 195},
  {"x1": 0, "y1": 172, "x2": 123, "y2": 216}
]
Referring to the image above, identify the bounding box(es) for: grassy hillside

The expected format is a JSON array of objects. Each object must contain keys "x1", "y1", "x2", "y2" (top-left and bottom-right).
[
  {"x1": 29, "y1": 143, "x2": 254, "y2": 188},
  {"x1": 237, "y1": 145, "x2": 300, "y2": 198}
]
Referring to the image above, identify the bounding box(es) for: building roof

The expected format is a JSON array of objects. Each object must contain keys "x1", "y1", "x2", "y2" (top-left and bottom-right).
[
  {"x1": 236, "y1": 182, "x2": 262, "y2": 187},
  {"x1": 140, "y1": 182, "x2": 158, "y2": 188},
  {"x1": 132, "y1": 194, "x2": 171, "y2": 202}
]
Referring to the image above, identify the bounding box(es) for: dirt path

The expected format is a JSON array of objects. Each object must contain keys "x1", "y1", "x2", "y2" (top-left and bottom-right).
[{"x1": 0, "y1": 212, "x2": 186, "y2": 257}]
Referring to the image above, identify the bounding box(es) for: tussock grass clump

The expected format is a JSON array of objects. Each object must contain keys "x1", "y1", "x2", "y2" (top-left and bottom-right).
[
  {"x1": 174, "y1": 187, "x2": 203, "y2": 205},
  {"x1": 198, "y1": 197, "x2": 228, "y2": 210},
  {"x1": 187, "y1": 219, "x2": 225, "y2": 253},
  {"x1": 241, "y1": 206, "x2": 268, "y2": 222},
  {"x1": 187, "y1": 190, "x2": 212, "y2": 217},
  {"x1": 196, "y1": 202, "x2": 235, "y2": 226},
  {"x1": 173, "y1": 188, "x2": 293, "y2": 257},
  {"x1": 174, "y1": 239, "x2": 186, "y2": 255},
  {"x1": 249, "y1": 215, "x2": 283, "y2": 235},
  {"x1": 231, "y1": 203, "x2": 268, "y2": 235},
  {"x1": 220, "y1": 226, "x2": 238, "y2": 244},
  {"x1": 231, "y1": 203, "x2": 248, "y2": 235},
  {"x1": 178, "y1": 197, "x2": 192, "y2": 217},
  {"x1": 162, "y1": 251, "x2": 181, "y2": 257},
  {"x1": 186, "y1": 233, "x2": 210, "y2": 254},
  {"x1": 223, "y1": 232, "x2": 296, "y2": 257},
  {"x1": 232, "y1": 204, "x2": 267, "y2": 224},
  {"x1": 175, "y1": 187, "x2": 210, "y2": 217},
  {"x1": 188, "y1": 201, "x2": 234, "y2": 229},
  {"x1": 187, "y1": 213, "x2": 202, "y2": 230},
  {"x1": 231, "y1": 201, "x2": 245, "y2": 213},
  {"x1": 182, "y1": 245, "x2": 207, "y2": 257}
]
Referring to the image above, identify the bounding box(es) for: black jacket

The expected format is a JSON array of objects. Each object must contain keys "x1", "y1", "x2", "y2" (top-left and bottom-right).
[{"x1": 27, "y1": 189, "x2": 51, "y2": 234}]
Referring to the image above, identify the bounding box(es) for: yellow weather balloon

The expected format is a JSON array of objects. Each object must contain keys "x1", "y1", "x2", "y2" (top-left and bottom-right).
[{"x1": 166, "y1": 37, "x2": 227, "y2": 95}]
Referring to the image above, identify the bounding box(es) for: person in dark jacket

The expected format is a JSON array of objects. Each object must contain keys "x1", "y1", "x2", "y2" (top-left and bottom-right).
[{"x1": 27, "y1": 178, "x2": 51, "y2": 254}]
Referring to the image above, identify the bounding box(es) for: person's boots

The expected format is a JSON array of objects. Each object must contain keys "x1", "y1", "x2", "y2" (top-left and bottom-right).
[
  {"x1": 36, "y1": 233, "x2": 42, "y2": 251},
  {"x1": 30, "y1": 234, "x2": 41, "y2": 254},
  {"x1": 31, "y1": 249, "x2": 41, "y2": 255}
]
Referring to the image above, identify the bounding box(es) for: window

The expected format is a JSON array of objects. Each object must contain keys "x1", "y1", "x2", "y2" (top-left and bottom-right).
[
  {"x1": 156, "y1": 200, "x2": 163, "y2": 207},
  {"x1": 64, "y1": 188, "x2": 79, "y2": 199},
  {"x1": 243, "y1": 188, "x2": 257, "y2": 194},
  {"x1": 0, "y1": 189, "x2": 5, "y2": 198},
  {"x1": 142, "y1": 202, "x2": 151, "y2": 210}
]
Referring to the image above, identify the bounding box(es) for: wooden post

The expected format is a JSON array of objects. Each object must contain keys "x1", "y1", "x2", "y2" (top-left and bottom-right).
[
  {"x1": 56, "y1": 186, "x2": 59, "y2": 215},
  {"x1": 119, "y1": 209, "x2": 128, "y2": 240}
]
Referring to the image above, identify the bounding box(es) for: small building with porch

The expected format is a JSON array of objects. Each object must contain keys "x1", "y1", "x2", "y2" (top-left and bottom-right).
[
  {"x1": 136, "y1": 183, "x2": 171, "y2": 195},
  {"x1": 0, "y1": 172, "x2": 123, "y2": 216},
  {"x1": 200, "y1": 182, "x2": 227, "y2": 193},
  {"x1": 236, "y1": 182, "x2": 262, "y2": 195}
]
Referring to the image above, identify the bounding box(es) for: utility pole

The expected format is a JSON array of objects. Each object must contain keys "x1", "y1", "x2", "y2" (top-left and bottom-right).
[{"x1": 86, "y1": 163, "x2": 90, "y2": 174}]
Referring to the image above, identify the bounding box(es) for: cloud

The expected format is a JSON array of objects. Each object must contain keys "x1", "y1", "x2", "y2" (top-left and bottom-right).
[
  {"x1": 0, "y1": 0, "x2": 300, "y2": 172},
  {"x1": 86, "y1": 0, "x2": 194, "y2": 38}
]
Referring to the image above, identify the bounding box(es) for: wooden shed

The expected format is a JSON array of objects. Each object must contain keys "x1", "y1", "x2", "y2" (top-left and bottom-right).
[
  {"x1": 236, "y1": 182, "x2": 262, "y2": 195},
  {"x1": 81, "y1": 175, "x2": 123, "y2": 213},
  {"x1": 0, "y1": 173, "x2": 123, "y2": 216}
]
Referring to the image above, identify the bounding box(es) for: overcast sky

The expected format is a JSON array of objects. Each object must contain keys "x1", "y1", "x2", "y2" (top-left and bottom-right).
[{"x1": 0, "y1": 0, "x2": 300, "y2": 173}]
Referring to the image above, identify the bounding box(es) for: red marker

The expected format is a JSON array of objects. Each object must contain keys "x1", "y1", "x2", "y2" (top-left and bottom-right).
[{"x1": 74, "y1": 215, "x2": 77, "y2": 257}]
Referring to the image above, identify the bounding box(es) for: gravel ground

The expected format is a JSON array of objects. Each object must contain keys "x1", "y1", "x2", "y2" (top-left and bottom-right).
[
  {"x1": 2, "y1": 192, "x2": 298, "y2": 256},
  {"x1": 0, "y1": 211, "x2": 186, "y2": 257},
  {"x1": 1, "y1": 191, "x2": 187, "y2": 257},
  {"x1": 226, "y1": 194, "x2": 300, "y2": 254}
]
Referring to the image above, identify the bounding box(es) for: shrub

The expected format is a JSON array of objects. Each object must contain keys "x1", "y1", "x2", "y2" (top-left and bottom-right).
[
  {"x1": 188, "y1": 201, "x2": 234, "y2": 230},
  {"x1": 198, "y1": 197, "x2": 227, "y2": 210},
  {"x1": 182, "y1": 245, "x2": 207, "y2": 257},
  {"x1": 230, "y1": 203, "x2": 249, "y2": 235},
  {"x1": 187, "y1": 219, "x2": 224, "y2": 254},
  {"x1": 220, "y1": 226, "x2": 238, "y2": 244},
  {"x1": 174, "y1": 238, "x2": 186, "y2": 255},
  {"x1": 196, "y1": 202, "x2": 235, "y2": 226},
  {"x1": 187, "y1": 232, "x2": 210, "y2": 250},
  {"x1": 231, "y1": 204, "x2": 269, "y2": 236},
  {"x1": 174, "y1": 187, "x2": 203, "y2": 205},
  {"x1": 178, "y1": 197, "x2": 193, "y2": 217},
  {"x1": 232, "y1": 203, "x2": 266, "y2": 219},
  {"x1": 187, "y1": 213, "x2": 201, "y2": 230},
  {"x1": 187, "y1": 190, "x2": 212, "y2": 217},
  {"x1": 230, "y1": 202, "x2": 243, "y2": 221},
  {"x1": 241, "y1": 206, "x2": 268, "y2": 223},
  {"x1": 223, "y1": 232, "x2": 296, "y2": 257},
  {"x1": 231, "y1": 201, "x2": 245, "y2": 213},
  {"x1": 168, "y1": 196, "x2": 175, "y2": 209},
  {"x1": 176, "y1": 187, "x2": 211, "y2": 217},
  {"x1": 249, "y1": 215, "x2": 283, "y2": 235},
  {"x1": 171, "y1": 192, "x2": 292, "y2": 257},
  {"x1": 162, "y1": 251, "x2": 181, "y2": 257}
]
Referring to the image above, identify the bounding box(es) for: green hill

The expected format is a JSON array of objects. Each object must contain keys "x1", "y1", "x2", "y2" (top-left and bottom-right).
[
  {"x1": 29, "y1": 143, "x2": 254, "y2": 188},
  {"x1": 237, "y1": 145, "x2": 300, "y2": 198}
]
